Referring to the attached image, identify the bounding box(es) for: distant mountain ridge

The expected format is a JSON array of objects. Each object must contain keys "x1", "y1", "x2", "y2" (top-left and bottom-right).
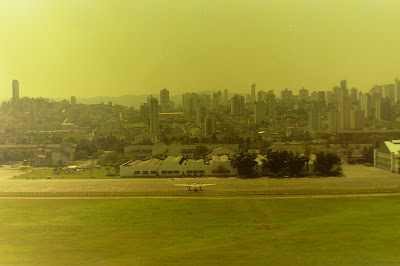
[
  {"x1": 70, "y1": 90, "x2": 247, "y2": 108},
  {"x1": 78, "y1": 94, "x2": 184, "y2": 109},
  {"x1": 1, "y1": 90, "x2": 248, "y2": 109}
]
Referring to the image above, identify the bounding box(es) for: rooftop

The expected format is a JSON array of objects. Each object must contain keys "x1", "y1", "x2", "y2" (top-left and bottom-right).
[
  {"x1": 164, "y1": 156, "x2": 184, "y2": 163},
  {"x1": 385, "y1": 140, "x2": 400, "y2": 154}
]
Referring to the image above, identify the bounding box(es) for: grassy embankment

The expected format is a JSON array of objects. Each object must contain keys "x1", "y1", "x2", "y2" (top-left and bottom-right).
[
  {"x1": 0, "y1": 197, "x2": 399, "y2": 265},
  {"x1": 15, "y1": 167, "x2": 119, "y2": 179}
]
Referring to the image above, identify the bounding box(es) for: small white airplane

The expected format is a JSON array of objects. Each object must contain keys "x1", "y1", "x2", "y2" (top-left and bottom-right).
[{"x1": 174, "y1": 183, "x2": 216, "y2": 192}]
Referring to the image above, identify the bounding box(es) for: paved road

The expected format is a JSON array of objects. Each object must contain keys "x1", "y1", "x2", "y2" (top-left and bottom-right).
[{"x1": 0, "y1": 165, "x2": 27, "y2": 180}]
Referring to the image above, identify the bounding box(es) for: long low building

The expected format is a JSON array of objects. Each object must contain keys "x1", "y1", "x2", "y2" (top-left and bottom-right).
[{"x1": 120, "y1": 155, "x2": 237, "y2": 177}]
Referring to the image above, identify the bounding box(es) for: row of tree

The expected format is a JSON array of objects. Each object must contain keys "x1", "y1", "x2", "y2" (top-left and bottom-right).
[{"x1": 230, "y1": 150, "x2": 342, "y2": 178}]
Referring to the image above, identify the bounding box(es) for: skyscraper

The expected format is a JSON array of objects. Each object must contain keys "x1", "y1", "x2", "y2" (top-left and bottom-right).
[
  {"x1": 149, "y1": 98, "x2": 159, "y2": 134},
  {"x1": 350, "y1": 88, "x2": 358, "y2": 104},
  {"x1": 196, "y1": 105, "x2": 207, "y2": 125},
  {"x1": 231, "y1": 95, "x2": 245, "y2": 116},
  {"x1": 254, "y1": 102, "x2": 266, "y2": 124},
  {"x1": 251, "y1": 83, "x2": 256, "y2": 102},
  {"x1": 265, "y1": 90, "x2": 276, "y2": 116},
  {"x1": 339, "y1": 96, "x2": 351, "y2": 130},
  {"x1": 223, "y1": 89, "x2": 229, "y2": 106},
  {"x1": 395, "y1": 78, "x2": 400, "y2": 103},
  {"x1": 183, "y1": 93, "x2": 198, "y2": 115},
  {"x1": 12, "y1": 80, "x2": 20, "y2": 112},
  {"x1": 308, "y1": 109, "x2": 321, "y2": 133},
  {"x1": 281, "y1": 88, "x2": 293, "y2": 104},
  {"x1": 204, "y1": 115, "x2": 215, "y2": 136},
  {"x1": 375, "y1": 98, "x2": 391, "y2": 121},
  {"x1": 71, "y1": 96, "x2": 77, "y2": 105},
  {"x1": 299, "y1": 88, "x2": 309, "y2": 102},
  {"x1": 12, "y1": 80, "x2": 19, "y2": 101},
  {"x1": 212, "y1": 91, "x2": 222, "y2": 108},
  {"x1": 257, "y1": 90, "x2": 265, "y2": 102},
  {"x1": 328, "y1": 110, "x2": 340, "y2": 133},
  {"x1": 160, "y1": 88, "x2": 169, "y2": 113},
  {"x1": 340, "y1": 80, "x2": 348, "y2": 97},
  {"x1": 383, "y1": 84, "x2": 395, "y2": 102},
  {"x1": 360, "y1": 93, "x2": 373, "y2": 119},
  {"x1": 351, "y1": 108, "x2": 364, "y2": 130}
]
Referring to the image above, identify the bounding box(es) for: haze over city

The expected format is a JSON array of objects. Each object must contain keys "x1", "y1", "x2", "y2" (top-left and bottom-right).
[
  {"x1": 1, "y1": 0, "x2": 400, "y2": 99},
  {"x1": 3, "y1": 1, "x2": 400, "y2": 264}
]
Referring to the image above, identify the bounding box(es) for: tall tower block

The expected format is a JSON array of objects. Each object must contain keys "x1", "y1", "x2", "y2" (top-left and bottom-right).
[
  {"x1": 149, "y1": 98, "x2": 160, "y2": 134},
  {"x1": 12, "y1": 80, "x2": 19, "y2": 101},
  {"x1": 160, "y1": 88, "x2": 169, "y2": 113},
  {"x1": 251, "y1": 83, "x2": 256, "y2": 102}
]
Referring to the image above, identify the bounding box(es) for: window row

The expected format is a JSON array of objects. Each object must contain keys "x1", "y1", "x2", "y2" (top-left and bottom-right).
[{"x1": 187, "y1": 170, "x2": 205, "y2": 174}]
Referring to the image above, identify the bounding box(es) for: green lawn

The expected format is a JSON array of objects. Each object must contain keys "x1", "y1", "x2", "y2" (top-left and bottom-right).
[
  {"x1": 16, "y1": 167, "x2": 119, "y2": 179},
  {"x1": 0, "y1": 197, "x2": 399, "y2": 265}
]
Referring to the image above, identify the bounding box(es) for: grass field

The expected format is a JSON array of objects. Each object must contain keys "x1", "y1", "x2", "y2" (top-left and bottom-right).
[
  {"x1": 15, "y1": 167, "x2": 119, "y2": 179},
  {"x1": 1, "y1": 196, "x2": 399, "y2": 265}
]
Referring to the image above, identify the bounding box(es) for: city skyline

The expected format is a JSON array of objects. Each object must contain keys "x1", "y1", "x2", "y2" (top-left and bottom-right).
[
  {"x1": 1, "y1": 0, "x2": 400, "y2": 98},
  {"x1": 3, "y1": 77, "x2": 400, "y2": 101}
]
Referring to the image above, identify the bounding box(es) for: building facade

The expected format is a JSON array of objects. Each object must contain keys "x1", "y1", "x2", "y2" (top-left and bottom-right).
[
  {"x1": 374, "y1": 140, "x2": 400, "y2": 173},
  {"x1": 160, "y1": 88, "x2": 169, "y2": 112},
  {"x1": 120, "y1": 155, "x2": 237, "y2": 177}
]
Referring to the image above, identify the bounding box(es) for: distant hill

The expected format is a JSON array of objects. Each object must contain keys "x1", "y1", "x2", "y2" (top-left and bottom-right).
[
  {"x1": 77, "y1": 94, "x2": 183, "y2": 109},
  {"x1": 76, "y1": 91, "x2": 247, "y2": 109},
  {"x1": 2, "y1": 90, "x2": 248, "y2": 109}
]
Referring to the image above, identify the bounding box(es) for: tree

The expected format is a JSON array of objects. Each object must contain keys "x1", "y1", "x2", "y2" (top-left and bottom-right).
[
  {"x1": 314, "y1": 151, "x2": 342, "y2": 176},
  {"x1": 258, "y1": 140, "x2": 273, "y2": 155},
  {"x1": 62, "y1": 135, "x2": 78, "y2": 144},
  {"x1": 5, "y1": 150, "x2": 24, "y2": 162},
  {"x1": 362, "y1": 146, "x2": 374, "y2": 164},
  {"x1": 0, "y1": 153, "x2": 5, "y2": 164},
  {"x1": 76, "y1": 138, "x2": 97, "y2": 158},
  {"x1": 263, "y1": 150, "x2": 307, "y2": 177},
  {"x1": 74, "y1": 150, "x2": 89, "y2": 160},
  {"x1": 230, "y1": 151, "x2": 258, "y2": 177},
  {"x1": 53, "y1": 167, "x2": 62, "y2": 175},
  {"x1": 303, "y1": 142, "x2": 312, "y2": 174},
  {"x1": 99, "y1": 151, "x2": 132, "y2": 170},
  {"x1": 193, "y1": 146, "x2": 209, "y2": 160},
  {"x1": 262, "y1": 150, "x2": 289, "y2": 174},
  {"x1": 287, "y1": 152, "x2": 308, "y2": 177}
]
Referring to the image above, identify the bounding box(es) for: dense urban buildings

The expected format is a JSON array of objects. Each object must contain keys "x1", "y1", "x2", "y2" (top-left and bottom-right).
[{"x1": 2, "y1": 78, "x2": 400, "y2": 172}]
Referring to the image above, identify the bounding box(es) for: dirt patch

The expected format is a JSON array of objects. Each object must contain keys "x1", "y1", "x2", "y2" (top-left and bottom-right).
[{"x1": 256, "y1": 225, "x2": 279, "y2": 230}]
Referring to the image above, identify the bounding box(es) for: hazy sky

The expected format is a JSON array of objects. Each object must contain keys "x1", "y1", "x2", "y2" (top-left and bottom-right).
[{"x1": 1, "y1": 0, "x2": 400, "y2": 99}]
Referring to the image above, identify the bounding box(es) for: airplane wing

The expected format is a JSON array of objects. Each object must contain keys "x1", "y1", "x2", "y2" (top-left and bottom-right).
[
  {"x1": 174, "y1": 184, "x2": 192, "y2": 187},
  {"x1": 200, "y1": 184, "x2": 216, "y2": 186}
]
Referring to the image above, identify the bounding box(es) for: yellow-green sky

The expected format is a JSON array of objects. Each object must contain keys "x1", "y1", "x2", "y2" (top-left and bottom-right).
[{"x1": 1, "y1": 0, "x2": 400, "y2": 98}]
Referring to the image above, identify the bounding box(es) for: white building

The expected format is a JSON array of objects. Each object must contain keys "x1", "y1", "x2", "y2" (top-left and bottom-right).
[
  {"x1": 374, "y1": 140, "x2": 400, "y2": 173},
  {"x1": 158, "y1": 156, "x2": 185, "y2": 176},
  {"x1": 120, "y1": 158, "x2": 162, "y2": 177},
  {"x1": 120, "y1": 154, "x2": 237, "y2": 177},
  {"x1": 209, "y1": 155, "x2": 236, "y2": 176},
  {"x1": 185, "y1": 159, "x2": 208, "y2": 176}
]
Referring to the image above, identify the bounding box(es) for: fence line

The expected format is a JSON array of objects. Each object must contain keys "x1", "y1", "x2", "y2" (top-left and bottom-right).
[{"x1": 0, "y1": 188, "x2": 398, "y2": 197}]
